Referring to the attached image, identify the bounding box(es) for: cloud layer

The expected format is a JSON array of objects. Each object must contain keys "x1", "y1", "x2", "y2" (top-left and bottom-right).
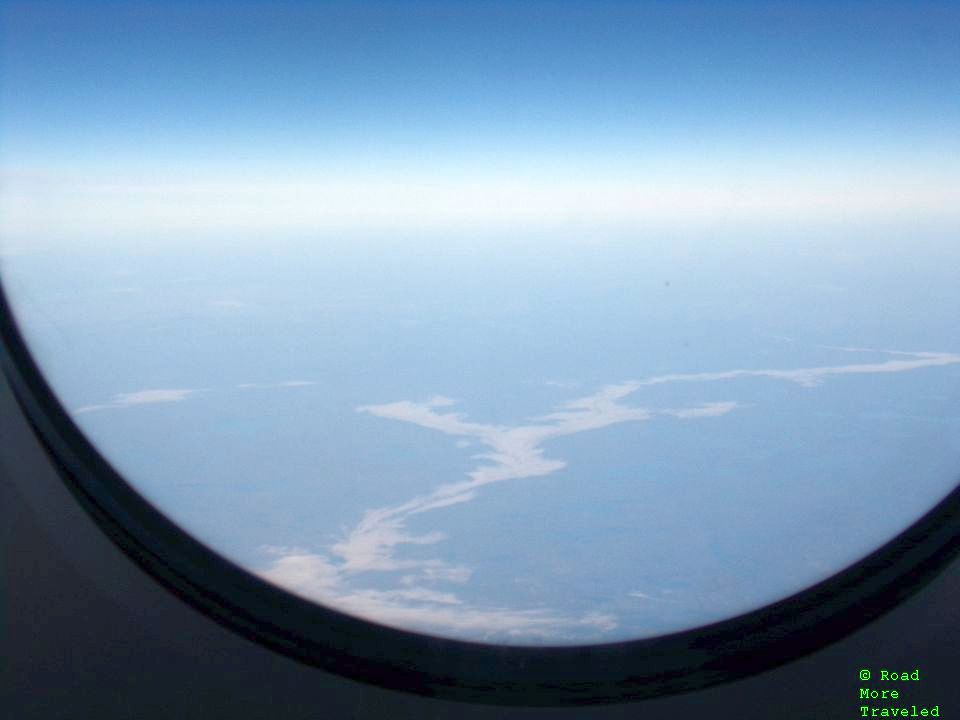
[
  {"x1": 75, "y1": 388, "x2": 206, "y2": 414},
  {"x1": 73, "y1": 380, "x2": 316, "y2": 414},
  {"x1": 261, "y1": 385, "x2": 738, "y2": 641},
  {"x1": 260, "y1": 347, "x2": 960, "y2": 642}
]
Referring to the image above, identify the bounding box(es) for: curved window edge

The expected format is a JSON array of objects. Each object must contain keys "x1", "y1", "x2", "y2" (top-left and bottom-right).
[{"x1": 1, "y1": 279, "x2": 959, "y2": 707}]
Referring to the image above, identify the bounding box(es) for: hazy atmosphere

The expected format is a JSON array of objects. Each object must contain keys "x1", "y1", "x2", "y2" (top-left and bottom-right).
[{"x1": 2, "y1": 1, "x2": 959, "y2": 644}]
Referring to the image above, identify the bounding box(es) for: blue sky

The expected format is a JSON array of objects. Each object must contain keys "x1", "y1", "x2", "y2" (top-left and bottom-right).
[{"x1": 1, "y1": 1, "x2": 959, "y2": 242}]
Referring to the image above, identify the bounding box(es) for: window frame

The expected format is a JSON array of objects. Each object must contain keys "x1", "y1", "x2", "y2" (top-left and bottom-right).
[{"x1": 1, "y1": 279, "x2": 959, "y2": 707}]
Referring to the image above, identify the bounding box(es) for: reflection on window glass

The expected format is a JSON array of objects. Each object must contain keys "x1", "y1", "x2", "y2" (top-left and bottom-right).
[{"x1": 1, "y1": 1, "x2": 959, "y2": 645}]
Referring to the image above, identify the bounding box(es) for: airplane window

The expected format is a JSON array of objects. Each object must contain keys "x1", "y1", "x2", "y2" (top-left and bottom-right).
[{"x1": 1, "y1": 0, "x2": 958, "y2": 705}]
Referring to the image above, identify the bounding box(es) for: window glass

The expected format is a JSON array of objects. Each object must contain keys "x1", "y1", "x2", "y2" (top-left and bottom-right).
[{"x1": 2, "y1": 1, "x2": 959, "y2": 645}]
